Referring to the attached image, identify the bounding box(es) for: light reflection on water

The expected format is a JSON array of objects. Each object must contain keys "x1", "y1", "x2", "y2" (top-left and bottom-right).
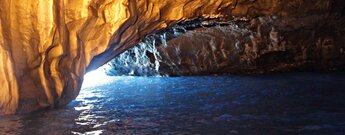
[{"x1": 0, "y1": 72, "x2": 345, "y2": 134}]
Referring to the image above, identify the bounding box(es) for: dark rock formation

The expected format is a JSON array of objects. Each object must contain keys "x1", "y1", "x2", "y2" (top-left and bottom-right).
[{"x1": 108, "y1": 14, "x2": 345, "y2": 76}]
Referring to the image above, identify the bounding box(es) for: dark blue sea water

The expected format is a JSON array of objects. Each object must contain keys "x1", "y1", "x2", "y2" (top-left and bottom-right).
[{"x1": 1, "y1": 72, "x2": 345, "y2": 135}]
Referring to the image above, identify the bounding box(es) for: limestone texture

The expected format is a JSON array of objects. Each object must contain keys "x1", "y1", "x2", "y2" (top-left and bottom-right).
[{"x1": 0, "y1": 0, "x2": 344, "y2": 114}]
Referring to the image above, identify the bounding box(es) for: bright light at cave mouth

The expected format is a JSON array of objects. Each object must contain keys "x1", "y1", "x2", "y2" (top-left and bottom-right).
[{"x1": 81, "y1": 66, "x2": 113, "y2": 88}]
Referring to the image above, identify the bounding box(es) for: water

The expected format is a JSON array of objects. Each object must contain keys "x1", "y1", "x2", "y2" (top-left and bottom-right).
[{"x1": 1, "y1": 72, "x2": 345, "y2": 134}]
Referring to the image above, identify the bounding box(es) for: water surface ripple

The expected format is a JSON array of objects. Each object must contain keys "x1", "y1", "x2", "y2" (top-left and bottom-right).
[{"x1": 1, "y1": 73, "x2": 345, "y2": 134}]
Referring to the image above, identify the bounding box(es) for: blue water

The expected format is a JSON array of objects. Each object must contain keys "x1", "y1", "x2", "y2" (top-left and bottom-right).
[{"x1": 1, "y1": 72, "x2": 345, "y2": 134}]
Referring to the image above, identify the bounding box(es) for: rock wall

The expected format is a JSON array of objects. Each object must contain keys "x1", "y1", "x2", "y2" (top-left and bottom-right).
[
  {"x1": 107, "y1": 14, "x2": 345, "y2": 76},
  {"x1": 160, "y1": 15, "x2": 345, "y2": 75},
  {"x1": 0, "y1": 0, "x2": 344, "y2": 114}
]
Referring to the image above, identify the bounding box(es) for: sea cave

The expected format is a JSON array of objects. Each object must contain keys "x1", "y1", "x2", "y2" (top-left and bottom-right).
[{"x1": 0, "y1": 0, "x2": 345, "y2": 134}]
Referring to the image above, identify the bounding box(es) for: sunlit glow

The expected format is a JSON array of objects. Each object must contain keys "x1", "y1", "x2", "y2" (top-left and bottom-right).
[{"x1": 81, "y1": 65, "x2": 113, "y2": 88}]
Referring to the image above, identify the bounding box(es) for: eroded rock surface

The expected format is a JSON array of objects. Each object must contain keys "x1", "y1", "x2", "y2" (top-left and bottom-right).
[
  {"x1": 0, "y1": 0, "x2": 344, "y2": 114},
  {"x1": 108, "y1": 15, "x2": 345, "y2": 76}
]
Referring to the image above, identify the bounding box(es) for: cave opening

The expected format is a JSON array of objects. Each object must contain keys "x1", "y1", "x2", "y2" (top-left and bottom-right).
[
  {"x1": 72, "y1": 18, "x2": 345, "y2": 134},
  {"x1": 1, "y1": 0, "x2": 345, "y2": 134}
]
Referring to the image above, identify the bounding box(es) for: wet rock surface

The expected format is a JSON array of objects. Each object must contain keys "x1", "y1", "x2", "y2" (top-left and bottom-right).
[
  {"x1": 108, "y1": 14, "x2": 345, "y2": 76},
  {"x1": 1, "y1": 72, "x2": 344, "y2": 134}
]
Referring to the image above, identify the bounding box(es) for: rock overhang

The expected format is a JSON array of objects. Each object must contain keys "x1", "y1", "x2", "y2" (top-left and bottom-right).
[{"x1": 0, "y1": 0, "x2": 344, "y2": 114}]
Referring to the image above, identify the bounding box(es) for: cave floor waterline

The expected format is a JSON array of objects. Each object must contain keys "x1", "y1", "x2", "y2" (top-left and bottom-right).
[{"x1": 1, "y1": 72, "x2": 345, "y2": 134}]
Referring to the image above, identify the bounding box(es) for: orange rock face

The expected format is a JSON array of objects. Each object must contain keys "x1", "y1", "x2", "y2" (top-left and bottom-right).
[{"x1": 0, "y1": 0, "x2": 343, "y2": 114}]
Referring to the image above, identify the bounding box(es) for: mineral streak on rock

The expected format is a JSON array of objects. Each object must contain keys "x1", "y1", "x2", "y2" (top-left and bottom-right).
[{"x1": 0, "y1": 0, "x2": 344, "y2": 114}]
